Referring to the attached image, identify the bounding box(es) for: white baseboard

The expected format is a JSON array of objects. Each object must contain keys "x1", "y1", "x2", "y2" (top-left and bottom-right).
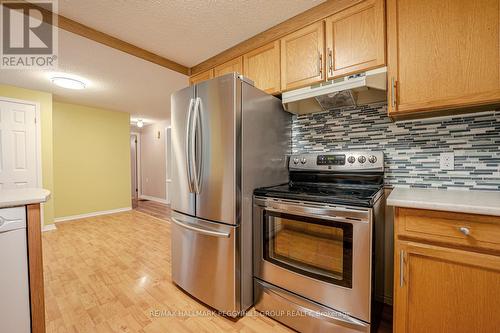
[
  {"x1": 54, "y1": 207, "x2": 132, "y2": 223},
  {"x1": 139, "y1": 195, "x2": 169, "y2": 204},
  {"x1": 42, "y1": 224, "x2": 57, "y2": 232}
]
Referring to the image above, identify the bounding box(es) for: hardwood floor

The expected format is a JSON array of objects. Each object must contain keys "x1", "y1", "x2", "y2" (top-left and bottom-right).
[
  {"x1": 131, "y1": 199, "x2": 171, "y2": 221},
  {"x1": 43, "y1": 211, "x2": 292, "y2": 332},
  {"x1": 42, "y1": 209, "x2": 392, "y2": 332}
]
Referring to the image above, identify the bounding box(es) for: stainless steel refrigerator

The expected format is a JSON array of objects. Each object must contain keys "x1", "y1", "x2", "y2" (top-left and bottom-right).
[{"x1": 170, "y1": 73, "x2": 291, "y2": 315}]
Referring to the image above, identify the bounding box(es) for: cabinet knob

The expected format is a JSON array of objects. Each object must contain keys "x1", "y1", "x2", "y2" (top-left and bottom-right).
[{"x1": 459, "y1": 227, "x2": 470, "y2": 236}]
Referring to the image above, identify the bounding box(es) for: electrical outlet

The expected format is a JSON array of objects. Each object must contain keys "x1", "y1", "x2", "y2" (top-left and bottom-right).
[{"x1": 440, "y1": 152, "x2": 454, "y2": 171}]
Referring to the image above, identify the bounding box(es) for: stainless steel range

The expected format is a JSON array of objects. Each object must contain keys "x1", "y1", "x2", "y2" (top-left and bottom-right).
[{"x1": 253, "y1": 151, "x2": 386, "y2": 333}]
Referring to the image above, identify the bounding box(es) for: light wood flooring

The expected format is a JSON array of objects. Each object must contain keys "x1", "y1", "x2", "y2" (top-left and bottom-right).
[
  {"x1": 42, "y1": 208, "x2": 392, "y2": 332},
  {"x1": 131, "y1": 199, "x2": 171, "y2": 221},
  {"x1": 42, "y1": 210, "x2": 294, "y2": 332}
]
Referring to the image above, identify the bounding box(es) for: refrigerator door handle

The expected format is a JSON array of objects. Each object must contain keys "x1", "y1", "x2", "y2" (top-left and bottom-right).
[
  {"x1": 185, "y1": 98, "x2": 195, "y2": 193},
  {"x1": 171, "y1": 217, "x2": 230, "y2": 238},
  {"x1": 192, "y1": 97, "x2": 202, "y2": 194}
]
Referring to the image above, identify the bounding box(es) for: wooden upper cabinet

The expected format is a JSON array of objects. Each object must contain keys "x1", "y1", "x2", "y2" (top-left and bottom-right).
[
  {"x1": 189, "y1": 69, "x2": 214, "y2": 86},
  {"x1": 243, "y1": 41, "x2": 281, "y2": 94},
  {"x1": 214, "y1": 57, "x2": 243, "y2": 77},
  {"x1": 394, "y1": 241, "x2": 500, "y2": 333},
  {"x1": 280, "y1": 21, "x2": 325, "y2": 91},
  {"x1": 387, "y1": 0, "x2": 500, "y2": 116},
  {"x1": 325, "y1": 0, "x2": 385, "y2": 79}
]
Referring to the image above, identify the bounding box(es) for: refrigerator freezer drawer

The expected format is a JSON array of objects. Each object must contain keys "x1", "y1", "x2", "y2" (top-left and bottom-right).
[{"x1": 171, "y1": 211, "x2": 239, "y2": 315}]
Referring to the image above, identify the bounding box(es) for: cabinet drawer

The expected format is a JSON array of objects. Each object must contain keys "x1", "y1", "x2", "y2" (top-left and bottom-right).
[{"x1": 396, "y1": 208, "x2": 500, "y2": 252}]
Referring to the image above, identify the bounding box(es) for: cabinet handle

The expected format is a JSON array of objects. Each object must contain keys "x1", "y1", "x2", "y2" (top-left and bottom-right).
[
  {"x1": 319, "y1": 52, "x2": 323, "y2": 76},
  {"x1": 399, "y1": 249, "x2": 405, "y2": 288},
  {"x1": 391, "y1": 77, "x2": 397, "y2": 108},
  {"x1": 459, "y1": 227, "x2": 470, "y2": 236},
  {"x1": 328, "y1": 49, "x2": 333, "y2": 76}
]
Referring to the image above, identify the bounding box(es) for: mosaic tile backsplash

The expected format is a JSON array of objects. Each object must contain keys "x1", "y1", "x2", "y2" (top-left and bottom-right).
[{"x1": 292, "y1": 103, "x2": 500, "y2": 191}]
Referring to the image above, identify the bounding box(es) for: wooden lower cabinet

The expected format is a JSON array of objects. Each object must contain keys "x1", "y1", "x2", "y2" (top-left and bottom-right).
[
  {"x1": 27, "y1": 203, "x2": 46, "y2": 333},
  {"x1": 394, "y1": 208, "x2": 500, "y2": 333}
]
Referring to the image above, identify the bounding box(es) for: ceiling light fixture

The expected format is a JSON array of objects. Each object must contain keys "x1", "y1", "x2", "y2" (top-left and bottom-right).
[
  {"x1": 51, "y1": 76, "x2": 86, "y2": 90},
  {"x1": 136, "y1": 120, "x2": 144, "y2": 128}
]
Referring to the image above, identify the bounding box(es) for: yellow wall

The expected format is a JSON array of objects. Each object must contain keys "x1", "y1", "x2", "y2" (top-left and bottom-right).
[
  {"x1": 0, "y1": 85, "x2": 55, "y2": 225},
  {"x1": 53, "y1": 102, "x2": 131, "y2": 218}
]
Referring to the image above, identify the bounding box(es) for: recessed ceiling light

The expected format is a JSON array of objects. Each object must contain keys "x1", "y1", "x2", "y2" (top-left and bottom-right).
[
  {"x1": 51, "y1": 76, "x2": 86, "y2": 90},
  {"x1": 136, "y1": 120, "x2": 144, "y2": 128}
]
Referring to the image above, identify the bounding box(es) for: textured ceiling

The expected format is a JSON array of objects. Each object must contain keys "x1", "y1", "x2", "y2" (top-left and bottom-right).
[
  {"x1": 0, "y1": 29, "x2": 187, "y2": 122},
  {"x1": 1, "y1": 1, "x2": 325, "y2": 123},
  {"x1": 58, "y1": 0, "x2": 326, "y2": 66}
]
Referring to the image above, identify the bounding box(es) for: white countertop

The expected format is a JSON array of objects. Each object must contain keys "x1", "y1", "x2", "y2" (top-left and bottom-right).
[
  {"x1": 0, "y1": 188, "x2": 51, "y2": 209},
  {"x1": 387, "y1": 187, "x2": 500, "y2": 217}
]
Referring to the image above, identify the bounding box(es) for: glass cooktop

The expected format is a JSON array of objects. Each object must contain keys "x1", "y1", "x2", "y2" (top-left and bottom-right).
[
  {"x1": 254, "y1": 183, "x2": 383, "y2": 207},
  {"x1": 254, "y1": 169, "x2": 384, "y2": 208}
]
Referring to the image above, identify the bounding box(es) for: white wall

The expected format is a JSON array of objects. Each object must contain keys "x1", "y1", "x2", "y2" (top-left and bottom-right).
[{"x1": 139, "y1": 121, "x2": 169, "y2": 201}]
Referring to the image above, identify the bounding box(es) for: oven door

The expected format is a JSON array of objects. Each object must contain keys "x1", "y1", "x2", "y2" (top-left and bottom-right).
[{"x1": 253, "y1": 197, "x2": 372, "y2": 322}]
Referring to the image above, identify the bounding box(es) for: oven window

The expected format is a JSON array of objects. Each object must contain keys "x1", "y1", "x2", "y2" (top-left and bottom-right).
[{"x1": 263, "y1": 211, "x2": 353, "y2": 288}]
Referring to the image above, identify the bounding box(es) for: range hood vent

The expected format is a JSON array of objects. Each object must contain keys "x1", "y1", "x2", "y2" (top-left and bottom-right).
[{"x1": 282, "y1": 67, "x2": 387, "y2": 115}]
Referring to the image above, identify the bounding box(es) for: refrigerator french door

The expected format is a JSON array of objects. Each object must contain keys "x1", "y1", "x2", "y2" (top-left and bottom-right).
[
  {"x1": 170, "y1": 73, "x2": 291, "y2": 315},
  {"x1": 171, "y1": 75, "x2": 237, "y2": 223},
  {"x1": 171, "y1": 74, "x2": 239, "y2": 314}
]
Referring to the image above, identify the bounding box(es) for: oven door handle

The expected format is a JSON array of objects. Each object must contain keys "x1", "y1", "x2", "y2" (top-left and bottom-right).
[
  {"x1": 262, "y1": 282, "x2": 370, "y2": 331},
  {"x1": 264, "y1": 207, "x2": 368, "y2": 225}
]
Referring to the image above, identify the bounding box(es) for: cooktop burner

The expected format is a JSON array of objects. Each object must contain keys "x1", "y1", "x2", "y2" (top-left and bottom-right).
[{"x1": 254, "y1": 151, "x2": 385, "y2": 208}]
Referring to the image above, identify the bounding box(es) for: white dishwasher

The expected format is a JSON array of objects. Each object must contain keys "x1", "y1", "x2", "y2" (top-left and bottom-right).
[{"x1": 0, "y1": 206, "x2": 31, "y2": 333}]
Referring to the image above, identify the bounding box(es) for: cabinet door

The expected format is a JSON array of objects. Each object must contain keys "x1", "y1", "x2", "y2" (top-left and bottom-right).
[
  {"x1": 325, "y1": 0, "x2": 385, "y2": 79},
  {"x1": 280, "y1": 21, "x2": 325, "y2": 91},
  {"x1": 394, "y1": 241, "x2": 500, "y2": 333},
  {"x1": 243, "y1": 41, "x2": 280, "y2": 94},
  {"x1": 387, "y1": 0, "x2": 500, "y2": 116},
  {"x1": 214, "y1": 57, "x2": 243, "y2": 77},
  {"x1": 189, "y1": 69, "x2": 214, "y2": 86}
]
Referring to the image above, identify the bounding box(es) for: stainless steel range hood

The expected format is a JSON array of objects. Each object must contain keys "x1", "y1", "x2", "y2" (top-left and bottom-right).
[{"x1": 282, "y1": 67, "x2": 387, "y2": 115}]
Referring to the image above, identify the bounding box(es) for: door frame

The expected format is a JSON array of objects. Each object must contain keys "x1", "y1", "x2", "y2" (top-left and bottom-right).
[
  {"x1": 0, "y1": 96, "x2": 43, "y2": 224},
  {"x1": 165, "y1": 126, "x2": 171, "y2": 205},
  {"x1": 130, "y1": 132, "x2": 141, "y2": 199}
]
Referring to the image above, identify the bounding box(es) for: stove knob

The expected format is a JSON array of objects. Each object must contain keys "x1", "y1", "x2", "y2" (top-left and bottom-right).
[
  {"x1": 358, "y1": 156, "x2": 366, "y2": 164},
  {"x1": 300, "y1": 158, "x2": 307, "y2": 164},
  {"x1": 347, "y1": 156, "x2": 356, "y2": 164},
  {"x1": 293, "y1": 158, "x2": 299, "y2": 165},
  {"x1": 368, "y1": 155, "x2": 377, "y2": 164}
]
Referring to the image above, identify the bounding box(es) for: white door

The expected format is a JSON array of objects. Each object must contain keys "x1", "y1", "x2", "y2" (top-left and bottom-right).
[{"x1": 0, "y1": 100, "x2": 38, "y2": 189}]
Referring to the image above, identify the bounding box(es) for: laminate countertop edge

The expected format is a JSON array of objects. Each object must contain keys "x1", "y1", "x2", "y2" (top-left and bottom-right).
[
  {"x1": 0, "y1": 188, "x2": 51, "y2": 209},
  {"x1": 387, "y1": 187, "x2": 500, "y2": 217}
]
